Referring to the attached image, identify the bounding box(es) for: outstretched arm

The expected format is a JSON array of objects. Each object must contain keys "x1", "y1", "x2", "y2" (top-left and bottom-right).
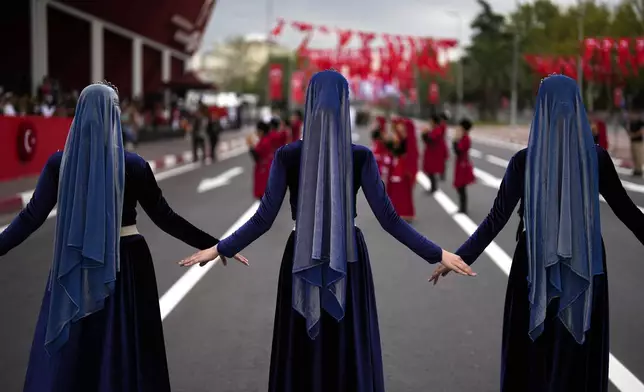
[
  {"x1": 361, "y1": 150, "x2": 443, "y2": 263},
  {"x1": 597, "y1": 147, "x2": 644, "y2": 244},
  {"x1": 455, "y1": 151, "x2": 524, "y2": 265},
  {"x1": 136, "y1": 159, "x2": 219, "y2": 250},
  {"x1": 0, "y1": 156, "x2": 59, "y2": 256},
  {"x1": 216, "y1": 147, "x2": 288, "y2": 258}
]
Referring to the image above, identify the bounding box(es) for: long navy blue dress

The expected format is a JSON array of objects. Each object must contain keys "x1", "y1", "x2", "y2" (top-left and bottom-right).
[
  {"x1": 456, "y1": 146, "x2": 644, "y2": 392},
  {"x1": 0, "y1": 151, "x2": 219, "y2": 392},
  {"x1": 217, "y1": 141, "x2": 443, "y2": 392}
]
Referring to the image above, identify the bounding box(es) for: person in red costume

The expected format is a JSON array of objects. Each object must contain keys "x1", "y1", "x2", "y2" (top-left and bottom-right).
[
  {"x1": 452, "y1": 118, "x2": 476, "y2": 214},
  {"x1": 591, "y1": 118, "x2": 609, "y2": 150},
  {"x1": 247, "y1": 121, "x2": 275, "y2": 199},
  {"x1": 289, "y1": 110, "x2": 303, "y2": 141},
  {"x1": 422, "y1": 114, "x2": 447, "y2": 193},
  {"x1": 269, "y1": 117, "x2": 289, "y2": 147},
  {"x1": 384, "y1": 118, "x2": 415, "y2": 222},
  {"x1": 370, "y1": 116, "x2": 391, "y2": 179},
  {"x1": 403, "y1": 117, "x2": 420, "y2": 190}
]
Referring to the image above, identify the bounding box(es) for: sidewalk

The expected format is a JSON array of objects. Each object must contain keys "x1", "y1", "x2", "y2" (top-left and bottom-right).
[{"x1": 0, "y1": 126, "x2": 254, "y2": 215}]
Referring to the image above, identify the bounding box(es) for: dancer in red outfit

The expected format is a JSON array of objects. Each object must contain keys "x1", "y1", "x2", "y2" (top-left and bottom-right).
[
  {"x1": 438, "y1": 113, "x2": 450, "y2": 181},
  {"x1": 421, "y1": 115, "x2": 447, "y2": 193},
  {"x1": 370, "y1": 116, "x2": 391, "y2": 179},
  {"x1": 452, "y1": 119, "x2": 476, "y2": 214},
  {"x1": 403, "y1": 118, "x2": 420, "y2": 190},
  {"x1": 289, "y1": 110, "x2": 303, "y2": 141},
  {"x1": 247, "y1": 121, "x2": 275, "y2": 199},
  {"x1": 385, "y1": 118, "x2": 415, "y2": 222},
  {"x1": 592, "y1": 119, "x2": 609, "y2": 150},
  {"x1": 270, "y1": 117, "x2": 289, "y2": 147}
]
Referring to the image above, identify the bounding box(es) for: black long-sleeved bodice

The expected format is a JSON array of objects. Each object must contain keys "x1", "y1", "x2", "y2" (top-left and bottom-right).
[
  {"x1": 0, "y1": 151, "x2": 218, "y2": 256},
  {"x1": 456, "y1": 146, "x2": 644, "y2": 264},
  {"x1": 217, "y1": 140, "x2": 443, "y2": 263}
]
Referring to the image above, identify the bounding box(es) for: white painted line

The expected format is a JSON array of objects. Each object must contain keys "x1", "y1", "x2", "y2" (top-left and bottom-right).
[
  {"x1": 485, "y1": 155, "x2": 510, "y2": 168},
  {"x1": 159, "y1": 201, "x2": 260, "y2": 320},
  {"x1": 417, "y1": 173, "x2": 644, "y2": 392},
  {"x1": 469, "y1": 148, "x2": 484, "y2": 159}
]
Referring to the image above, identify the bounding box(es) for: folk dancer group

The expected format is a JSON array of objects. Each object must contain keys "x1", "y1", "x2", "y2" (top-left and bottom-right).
[
  {"x1": 371, "y1": 112, "x2": 476, "y2": 217},
  {"x1": 0, "y1": 73, "x2": 643, "y2": 392}
]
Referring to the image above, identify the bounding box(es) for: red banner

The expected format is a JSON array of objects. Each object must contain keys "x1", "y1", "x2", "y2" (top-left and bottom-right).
[
  {"x1": 428, "y1": 82, "x2": 439, "y2": 104},
  {"x1": 0, "y1": 116, "x2": 72, "y2": 182},
  {"x1": 291, "y1": 71, "x2": 306, "y2": 104},
  {"x1": 269, "y1": 64, "x2": 284, "y2": 100}
]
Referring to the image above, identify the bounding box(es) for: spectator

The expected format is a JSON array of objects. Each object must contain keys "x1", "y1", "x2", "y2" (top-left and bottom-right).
[{"x1": 627, "y1": 111, "x2": 644, "y2": 177}]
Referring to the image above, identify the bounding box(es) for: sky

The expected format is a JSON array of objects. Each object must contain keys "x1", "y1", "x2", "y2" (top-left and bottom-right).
[{"x1": 199, "y1": 0, "x2": 607, "y2": 56}]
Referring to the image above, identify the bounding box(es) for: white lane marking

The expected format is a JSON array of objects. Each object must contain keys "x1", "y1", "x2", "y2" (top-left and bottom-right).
[
  {"x1": 473, "y1": 150, "x2": 644, "y2": 197},
  {"x1": 485, "y1": 155, "x2": 510, "y2": 168},
  {"x1": 0, "y1": 146, "x2": 250, "y2": 234},
  {"x1": 159, "y1": 201, "x2": 260, "y2": 320},
  {"x1": 417, "y1": 172, "x2": 644, "y2": 391},
  {"x1": 469, "y1": 148, "x2": 484, "y2": 158},
  {"x1": 197, "y1": 166, "x2": 244, "y2": 193}
]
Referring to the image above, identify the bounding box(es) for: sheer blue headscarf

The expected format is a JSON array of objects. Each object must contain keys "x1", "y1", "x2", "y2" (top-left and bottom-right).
[
  {"x1": 292, "y1": 70, "x2": 358, "y2": 339},
  {"x1": 524, "y1": 75, "x2": 603, "y2": 344},
  {"x1": 46, "y1": 83, "x2": 125, "y2": 354}
]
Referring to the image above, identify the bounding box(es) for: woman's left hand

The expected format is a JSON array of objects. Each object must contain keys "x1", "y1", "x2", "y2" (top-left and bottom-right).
[
  {"x1": 178, "y1": 245, "x2": 249, "y2": 267},
  {"x1": 428, "y1": 264, "x2": 451, "y2": 285}
]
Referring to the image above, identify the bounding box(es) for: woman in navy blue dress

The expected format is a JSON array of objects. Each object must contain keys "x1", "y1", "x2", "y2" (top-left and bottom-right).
[
  {"x1": 0, "y1": 83, "x2": 246, "y2": 392},
  {"x1": 431, "y1": 75, "x2": 644, "y2": 391},
  {"x1": 180, "y1": 71, "x2": 475, "y2": 392}
]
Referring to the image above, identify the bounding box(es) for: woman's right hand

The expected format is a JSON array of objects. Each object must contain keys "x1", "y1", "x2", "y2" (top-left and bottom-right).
[{"x1": 438, "y1": 250, "x2": 476, "y2": 277}]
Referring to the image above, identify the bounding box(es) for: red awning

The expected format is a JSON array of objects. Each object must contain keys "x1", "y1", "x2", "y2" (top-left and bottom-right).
[{"x1": 164, "y1": 72, "x2": 215, "y2": 90}]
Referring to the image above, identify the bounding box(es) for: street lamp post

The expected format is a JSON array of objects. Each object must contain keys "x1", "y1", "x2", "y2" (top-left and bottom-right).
[
  {"x1": 447, "y1": 11, "x2": 464, "y2": 121},
  {"x1": 264, "y1": 0, "x2": 274, "y2": 107},
  {"x1": 577, "y1": 0, "x2": 585, "y2": 99},
  {"x1": 510, "y1": 0, "x2": 520, "y2": 127}
]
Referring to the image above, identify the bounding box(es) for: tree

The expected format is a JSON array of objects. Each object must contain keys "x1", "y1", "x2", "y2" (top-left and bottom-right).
[
  {"x1": 201, "y1": 36, "x2": 260, "y2": 92},
  {"x1": 462, "y1": 0, "x2": 514, "y2": 120}
]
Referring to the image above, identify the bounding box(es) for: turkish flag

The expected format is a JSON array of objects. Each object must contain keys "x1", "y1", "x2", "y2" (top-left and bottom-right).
[
  {"x1": 290, "y1": 71, "x2": 305, "y2": 104},
  {"x1": 269, "y1": 64, "x2": 283, "y2": 100},
  {"x1": 428, "y1": 82, "x2": 439, "y2": 104}
]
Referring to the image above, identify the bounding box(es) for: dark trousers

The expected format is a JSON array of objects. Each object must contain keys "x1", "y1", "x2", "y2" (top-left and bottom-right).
[
  {"x1": 428, "y1": 174, "x2": 438, "y2": 193},
  {"x1": 207, "y1": 131, "x2": 219, "y2": 161},
  {"x1": 192, "y1": 135, "x2": 205, "y2": 162},
  {"x1": 457, "y1": 186, "x2": 467, "y2": 213}
]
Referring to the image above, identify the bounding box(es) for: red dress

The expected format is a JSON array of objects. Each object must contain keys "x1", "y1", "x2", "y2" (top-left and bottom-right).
[
  {"x1": 290, "y1": 120, "x2": 302, "y2": 141},
  {"x1": 422, "y1": 124, "x2": 448, "y2": 175},
  {"x1": 453, "y1": 135, "x2": 476, "y2": 188},
  {"x1": 596, "y1": 120, "x2": 609, "y2": 150},
  {"x1": 386, "y1": 135, "x2": 415, "y2": 220},
  {"x1": 252, "y1": 136, "x2": 275, "y2": 199}
]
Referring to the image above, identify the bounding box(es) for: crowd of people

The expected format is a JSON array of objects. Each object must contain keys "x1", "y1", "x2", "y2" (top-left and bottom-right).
[
  {"x1": 370, "y1": 112, "x2": 476, "y2": 216},
  {"x1": 1, "y1": 73, "x2": 644, "y2": 392},
  {"x1": 245, "y1": 109, "x2": 303, "y2": 199}
]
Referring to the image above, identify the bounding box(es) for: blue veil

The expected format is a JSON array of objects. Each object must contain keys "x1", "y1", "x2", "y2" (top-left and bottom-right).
[
  {"x1": 46, "y1": 84, "x2": 125, "y2": 354},
  {"x1": 292, "y1": 70, "x2": 358, "y2": 339},
  {"x1": 524, "y1": 75, "x2": 603, "y2": 344}
]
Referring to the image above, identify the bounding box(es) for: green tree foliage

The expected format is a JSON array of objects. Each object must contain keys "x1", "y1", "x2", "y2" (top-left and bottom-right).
[{"x1": 460, "y1": 0, "x2": 644, "y2": 111}]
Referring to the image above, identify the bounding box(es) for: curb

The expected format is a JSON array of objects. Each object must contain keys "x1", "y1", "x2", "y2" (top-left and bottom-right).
[{"x1": 0, "y1": 136, "x2": 249, "y2": 215}]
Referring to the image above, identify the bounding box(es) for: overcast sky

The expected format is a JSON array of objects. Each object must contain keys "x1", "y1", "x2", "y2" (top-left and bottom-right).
[{"x1": 199, "y1": 0, "x2": 614, "y2": 55}]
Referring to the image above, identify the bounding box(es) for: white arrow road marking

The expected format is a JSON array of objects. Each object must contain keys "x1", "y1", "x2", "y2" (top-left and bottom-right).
[{"x1": 196, "y1": 166, "x2": 244, "y2": 194}]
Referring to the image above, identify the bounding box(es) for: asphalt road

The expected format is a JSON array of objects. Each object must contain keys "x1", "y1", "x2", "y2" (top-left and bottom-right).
[{"x1": 0, "y1": 126, "x2": 643, "y2": 392}]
